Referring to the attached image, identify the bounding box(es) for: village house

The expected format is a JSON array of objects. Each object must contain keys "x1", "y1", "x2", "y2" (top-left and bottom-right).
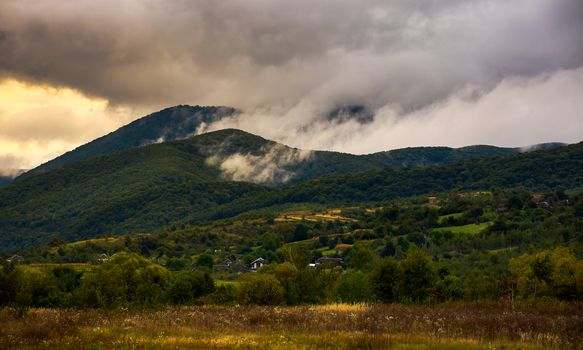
[
  {"x1": 213, "y1": 259, "x2": 233, "y2": 270},
  {"x1": 250, "y1": 257, "x2": 265, "y2": 270},
  {"x1": 96, "y1": 253, "x2": 109, "y2": 262},
  {"x1": 314, "y1": 257, "x2": 345, "y2": 268},
  {"x1": 6, "y1": 254, "x2": 24, "y2": 264}
]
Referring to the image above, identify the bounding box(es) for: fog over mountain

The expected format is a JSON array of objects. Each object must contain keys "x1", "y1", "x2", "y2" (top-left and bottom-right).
[{"x1": 0, "y1": 0, "x2": 582, "y2": 167}]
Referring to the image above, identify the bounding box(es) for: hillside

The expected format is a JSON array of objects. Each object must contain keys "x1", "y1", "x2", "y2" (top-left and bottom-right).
[
  {"x1": 22, "y1": 105, "x2": 237, "y2": 177},
  {"x1": 168, "y1": 141, "x2": 583, "y2": 225},
  {"x1": 284, "y1": 141, "x2": 583, "y2": 202},
  {"x1": 0, "y1": 127, "x2": 580, "y2": 252},
  {"x1": 0, "y1": 130, "x2": 271, "y2": 250}
]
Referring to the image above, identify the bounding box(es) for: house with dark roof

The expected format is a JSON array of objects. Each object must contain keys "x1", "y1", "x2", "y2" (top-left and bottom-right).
[
  {"x1": 315, "y1": 257, "x2": 345, "y2": 268},
  {"x1": 6, "y1": 254, "x2": 24, "y2": 264},
  {"x1": 213, "y1": 259, "x2": 234, "y2": 270},
  {"x1": 250, "y1": 257, "x2": 265, "y2": 270}
]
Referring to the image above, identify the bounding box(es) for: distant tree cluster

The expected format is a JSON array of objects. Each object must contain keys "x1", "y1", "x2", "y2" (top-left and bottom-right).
[
  {"x1": 0, "y1": 253, "x2": 214, "y2": 310},
  {"x1": 2, "y1": 245, "x2": 583, "y2": 311}
]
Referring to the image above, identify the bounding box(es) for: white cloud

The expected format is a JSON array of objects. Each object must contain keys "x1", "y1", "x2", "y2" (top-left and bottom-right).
[
  {"x1": 206, "y1": 144, "x2": 313, "y2": 184},
  {"x1": 206, "y1": 66, "x2": 583, "y2": 153},
  {"x1": 0, "y1": 0, "x2": 582, "y2": 168}
]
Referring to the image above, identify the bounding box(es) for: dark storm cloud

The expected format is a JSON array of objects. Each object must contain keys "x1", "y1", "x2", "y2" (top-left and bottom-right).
[
  {"x1": 1, "y1": 0, "x2": 582, "y2": 110},
  {"x1": 0, "y1": 0, "x2": 582, "y2": 162}
]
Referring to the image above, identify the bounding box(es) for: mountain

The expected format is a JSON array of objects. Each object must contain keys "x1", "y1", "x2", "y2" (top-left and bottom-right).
[
  {"x1": 22, "y1": 105, "x2": 237, "y2": 177},
  {"x1": 0, "y1": 127, "x2": 578, "y2": 252},
  {"x1": 22, "y1": 103, "x2": 558, "y2": 180}
]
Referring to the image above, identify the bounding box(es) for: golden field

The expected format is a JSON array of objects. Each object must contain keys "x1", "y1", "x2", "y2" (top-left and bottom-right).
[{"x1": 1, "y1": 302, "x2": 582, "y2": 349}]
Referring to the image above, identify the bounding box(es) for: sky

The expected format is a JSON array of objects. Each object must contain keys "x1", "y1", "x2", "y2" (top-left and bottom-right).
[{"x1": 1, "y1": 0, "x2": 582, "y2": 170}]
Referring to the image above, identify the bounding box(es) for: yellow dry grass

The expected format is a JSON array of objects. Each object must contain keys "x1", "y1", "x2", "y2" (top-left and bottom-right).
[
  {"x1": 275, "y1": 209, "x2": 357, "y2": 223},
  {"x1": 309, "y1": 303, "x2": 371, "y2": 313},
  {"x1": 335, "y1": 243, "x2": 353, "y2": 250},
  {"x1": 2, "y1": 303, "x2": 581, "y2": 349}
]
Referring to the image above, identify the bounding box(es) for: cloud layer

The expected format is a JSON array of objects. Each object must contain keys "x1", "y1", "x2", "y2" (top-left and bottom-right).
[
  {"x1": 204, "y1": 66, "x2": 583, "y2": 153},
  {"x1": 0, "y1": 0, "x2": 582, "y2": 166}
]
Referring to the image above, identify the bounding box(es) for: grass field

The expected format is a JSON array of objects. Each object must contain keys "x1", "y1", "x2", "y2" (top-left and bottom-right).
[
  {"x1": 433, "y1": 222, "x2": 492, "y2": 235},
  {"x1": 275, "y1": 209, "x2": 357, "y2": 223},
  {"x1": 1, "y1": 302, "x2": 581, "y2": 349},
  {"x1": 437, "y1": 213, "x2": 464, "y2": 224}
]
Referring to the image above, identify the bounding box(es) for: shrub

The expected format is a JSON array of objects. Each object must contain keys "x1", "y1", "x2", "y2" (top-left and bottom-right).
[
  {"x1": 335, "y1": 270, "x2": 375, "y2": 303},
  {"x1": 398, "y1": 249, "x2": 436, "y2": 302},
  {"x1": 212, "y1": 284, "x2": 237, "y2": 305},
  {"x1": 371, "y1": 257, "x2": 400, "y2": 302},
  {"x1": 237, "y1": 273, "x2": 284, "y2": 305},
  {"x1": 167, "y1": 271, "x2": 215, "y2": 304},
  {"x1": 76, "y1": 252, "x2": 170, "y2": 308}
]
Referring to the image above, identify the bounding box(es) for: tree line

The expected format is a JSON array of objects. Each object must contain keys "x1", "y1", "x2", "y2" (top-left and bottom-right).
[{"x1": 2, "y1": 247, "x2": 582, "y2": 311}]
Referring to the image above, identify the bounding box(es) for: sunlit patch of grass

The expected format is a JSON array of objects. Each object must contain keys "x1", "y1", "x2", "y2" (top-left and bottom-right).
[
  {"x1": 215, "y1": 280, "x2": 238, "y2": 287},
  {"x1": 67, "y1": 237, "x2": 120, "y2": 248},
  {"x1": 433, "y1": 222, "x2": 492, "y2": 235},
  {"x1": 309, "y1": 303, "x2": 371, "y2": 313},
  {"x1": 80, "y1": 331, "x2": 551, "y2": 350},
  {"x1": 275, "y1": 209, "x2": 357, "y2": 223},
  {"x1": 335, "y1": 243, "x2": 353, "y2": 250}
]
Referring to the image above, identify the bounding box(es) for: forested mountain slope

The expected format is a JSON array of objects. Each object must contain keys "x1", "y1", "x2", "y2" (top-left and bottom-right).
[
  {"x1": 0, "y1": 126, "x2": 579, "y2": 252},
  {"x1": 22, "y1": 105, "x2": 237, "y2": 177}
]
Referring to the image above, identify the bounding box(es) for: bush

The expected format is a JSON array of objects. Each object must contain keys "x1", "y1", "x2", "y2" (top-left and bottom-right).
[
  {"x1": 335, "y1": 270, "x2": 375, "y2": 303},
  {"x1": 167, "y1": 271, "x2": 215, "y2": 304},
  {"x1": 371, "y1": 257, "x2": 400, "y2": 302},
  {"x1": 212, "y1": 284, "x2": 237, "y2": 305},
  {"x1": 196, "y1": 254, "x2": 214, "y2": 269},
  {"x1": 237, "y1": 273, "x2": 284, "y2": 305},
  {"x1": 346, "y1": 245, "x2": 377, "y2": 271},
  {"x1": 76, "y1": 252, "x2": 170, "y2": 308},
  {"x1": 398, "y1": 249, "x2": 436, "y2": 302},
  {"x1": 0, "y1": 261, "x2": 19, "y2": 306}
]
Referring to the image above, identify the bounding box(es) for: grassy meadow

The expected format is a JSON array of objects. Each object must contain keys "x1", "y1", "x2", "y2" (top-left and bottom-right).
[{"x1": 1, "y1": 302, "x2": 582, "y2": 350}]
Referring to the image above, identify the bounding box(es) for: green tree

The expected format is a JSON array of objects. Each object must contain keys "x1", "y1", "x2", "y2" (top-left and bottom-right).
[
  {"x1": 509, "y1": 248, "x2": 581, "y2": 300},
  {"x1": 398, "y1": 249, "x2": 436, "y2": 302},
  {"x1": 167, "y1": 271, "x2": 215, "y2": 304},
  {"x1": 335, "y1": 270, "x2": 375, "y2": 303},
  {"x1": 261, "y1": 262, "x2": 300, "y2": 304},
  {"x1": 237, "y1": 273, "x2": 284, "y2": 305},
  {"x1": 196, "y1": 254, "x2": 214, "y2": 269},
  {"x1": 550, "y1": 247, "x2": 579, "y2": 300},
  {"x1": 0, "y1": 261, "x2": 19, "y2": 306},
  {"x1": 76, "y1": 252, "x2": 170, "y2": 308},
  {"x1": 346, "y1": 245, "x2": 377, "y2": 271},
  {"x1": 436, "y1": 273, "x2": 464, "y2": 301},
  {"x1": 371, "y1": 258, "x2": 401, "y2": 302},
  {"x1": 292, "y1": 224, "x2": 310, "y2": 241},
  {"x1": 380, "y1": 241, "x2": 396, "y2": 257},
  {"x1": 280, "y1": 244, "x2": 312, "y2": 269}
]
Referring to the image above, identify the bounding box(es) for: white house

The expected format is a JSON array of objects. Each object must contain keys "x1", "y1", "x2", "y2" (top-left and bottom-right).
[{"x1": 250, "y1": 257, "x2": 265, "y2": 270}]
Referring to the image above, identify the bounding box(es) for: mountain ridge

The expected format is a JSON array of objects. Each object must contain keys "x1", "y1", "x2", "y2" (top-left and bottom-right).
[
  {"x1": 21, "y1": 105, "x2": 238, "y2": 178},
  {"x1": 18, "y1": 104, "x2": 567, "y2": 181},
  {"x1": 0, "y1": 126, "x2": 580, "y2": 252}
]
